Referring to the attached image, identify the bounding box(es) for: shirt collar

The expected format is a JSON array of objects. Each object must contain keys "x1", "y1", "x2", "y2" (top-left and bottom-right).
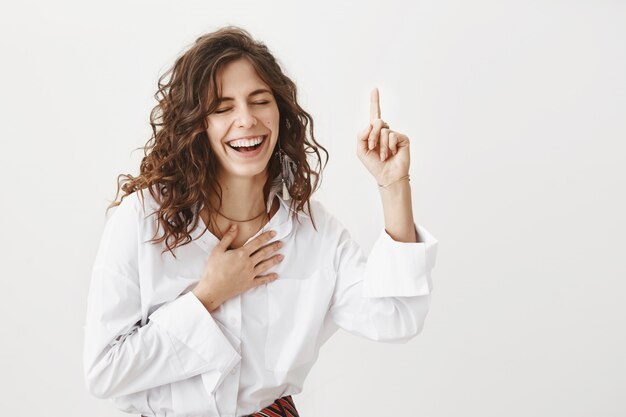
[{"x1": 190, "y1": 194, "x2": 300, "y2": 252}]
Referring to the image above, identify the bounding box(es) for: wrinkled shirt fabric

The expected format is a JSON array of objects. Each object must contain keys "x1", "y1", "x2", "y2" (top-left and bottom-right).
[{"x1": 83, "y1": 188, "x2": 438, "y2": 417}]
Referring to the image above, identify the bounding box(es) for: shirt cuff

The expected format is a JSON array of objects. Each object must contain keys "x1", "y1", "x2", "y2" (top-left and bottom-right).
[
  {"x1": 148, "y1": 291, "x2": 241, "y2": 382},
  {"x1": 363, "y1": 223, "x2": 438, "y2": 297}
]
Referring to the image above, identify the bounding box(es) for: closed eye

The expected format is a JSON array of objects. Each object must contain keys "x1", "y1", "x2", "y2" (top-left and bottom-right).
[{"x1": 214, "y1": 101, "x2": 270, "y2": 114}]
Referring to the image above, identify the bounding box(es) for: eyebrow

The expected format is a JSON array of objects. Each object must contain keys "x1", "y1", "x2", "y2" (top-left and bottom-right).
[{"x1": 216, "y1": 88, "x2": 272, "y2": 103}]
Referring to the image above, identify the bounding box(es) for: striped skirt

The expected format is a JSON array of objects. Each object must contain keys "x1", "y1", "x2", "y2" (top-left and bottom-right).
[
  {"x1": 141, "y1": 394, "x2": 299, "y2": 417},
  {"x1": 244, "y1": 395, "x2": 299, "y2": 417}
]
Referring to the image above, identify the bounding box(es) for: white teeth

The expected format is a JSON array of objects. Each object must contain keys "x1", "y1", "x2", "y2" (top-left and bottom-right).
[{"x1": 229, "y1": 136, "x2": 264, "y2": 147}]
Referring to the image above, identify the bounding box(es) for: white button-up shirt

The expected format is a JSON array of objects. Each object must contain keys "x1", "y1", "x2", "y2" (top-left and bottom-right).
[{"x1": 83, "y1": 188, "x2": 438, "y2": 417}]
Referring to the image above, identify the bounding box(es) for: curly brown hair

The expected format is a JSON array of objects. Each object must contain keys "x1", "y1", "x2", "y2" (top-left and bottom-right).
[{"x1": 107, "y1": 25, "x2": 329, "y2": 257}]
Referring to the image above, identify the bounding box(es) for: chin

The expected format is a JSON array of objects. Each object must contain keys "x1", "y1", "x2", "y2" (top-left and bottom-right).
[{"x1": 225, "y1": 162, "x2": 271, "y2": 179}]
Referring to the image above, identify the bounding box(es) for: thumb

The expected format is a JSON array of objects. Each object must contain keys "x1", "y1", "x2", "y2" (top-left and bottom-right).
[
  {"x1": 216, "y1": 223, "x2": 238, "y2": 251},
  {"x1": 357, "y1": 124, "x2": 372, "y2": 153}
]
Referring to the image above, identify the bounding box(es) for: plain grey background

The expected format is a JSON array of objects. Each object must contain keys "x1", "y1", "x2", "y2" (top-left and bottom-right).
[{"x1": 0, "y1": 0, "x2": 624, "y2": 416}]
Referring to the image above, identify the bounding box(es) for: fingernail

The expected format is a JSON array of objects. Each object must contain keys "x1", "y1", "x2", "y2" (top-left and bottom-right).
[
  {"x1": 380, "y1": 152, "x2": 386, "y2": 161},
  {"x1": 230, "y1": 224, "x2": 237, "y2": 231}
]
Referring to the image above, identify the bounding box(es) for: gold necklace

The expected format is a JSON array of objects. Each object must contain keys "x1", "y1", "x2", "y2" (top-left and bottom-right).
[
  {"x1": 212, "y1": 210, "x2": 270, "y2": 244},
  {"x1": 216, "y1": 207, "x2": 267, "y2": 222},
  {"x1": 207, "y1": 203, "x2": 270, "y2": 242}
]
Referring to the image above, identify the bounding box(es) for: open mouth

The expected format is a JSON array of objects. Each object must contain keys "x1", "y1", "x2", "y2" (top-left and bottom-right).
[{"x1": 227, "y1": 135, "x2": 267, "y2": 154}]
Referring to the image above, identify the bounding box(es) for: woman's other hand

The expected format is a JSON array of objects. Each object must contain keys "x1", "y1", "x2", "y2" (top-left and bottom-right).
[{"x1": 356, "y1": 87, "x2": 411, "y2": 185}]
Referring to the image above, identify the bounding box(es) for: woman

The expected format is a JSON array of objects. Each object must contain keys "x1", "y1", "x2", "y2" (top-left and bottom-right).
[{"x1": 83, "y1": 25, "x2": 438, "y2": 417}]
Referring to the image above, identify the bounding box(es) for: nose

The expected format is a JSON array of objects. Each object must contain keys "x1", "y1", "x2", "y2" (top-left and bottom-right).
[{"x1": 235, "y1": 105, "x2": 257, "y2": 128}]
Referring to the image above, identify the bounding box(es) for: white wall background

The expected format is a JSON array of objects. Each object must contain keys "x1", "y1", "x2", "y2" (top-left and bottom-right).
[{"x1": 0, "y1": 0, "x2": 624, "y2": 416}]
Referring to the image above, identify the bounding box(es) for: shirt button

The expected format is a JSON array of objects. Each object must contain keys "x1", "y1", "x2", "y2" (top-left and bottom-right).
[{"x1": 230, "y1": 366, "x2": 237, "y2": 375}]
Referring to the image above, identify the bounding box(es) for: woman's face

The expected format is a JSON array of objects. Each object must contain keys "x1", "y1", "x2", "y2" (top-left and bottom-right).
[{"x1": 206, "y1": 58, "x2": 280, "y2": 180}]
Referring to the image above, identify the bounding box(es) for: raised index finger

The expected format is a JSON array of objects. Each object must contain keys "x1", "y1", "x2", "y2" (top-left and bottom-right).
[{"x1": 370, "y1": 87, "x2": 381, "y2": 123}]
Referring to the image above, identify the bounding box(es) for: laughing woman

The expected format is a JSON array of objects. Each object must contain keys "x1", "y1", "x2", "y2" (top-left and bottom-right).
[{"x1": 83, "y1": 25, "x2": 438, "y2": 417}]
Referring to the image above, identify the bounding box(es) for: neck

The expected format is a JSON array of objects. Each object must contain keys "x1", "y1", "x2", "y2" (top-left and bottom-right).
[{"x1": 208, "y1": 170, "x2": 269, "y2": 220}]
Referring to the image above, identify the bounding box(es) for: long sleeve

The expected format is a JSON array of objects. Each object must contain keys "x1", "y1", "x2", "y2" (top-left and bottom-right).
[
  {"x1": 82, "y1": 195, "x2": 241, "y2": 400},
  {"x1": 328, "y1": 216, "x2": 438, "y2": 343}
]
